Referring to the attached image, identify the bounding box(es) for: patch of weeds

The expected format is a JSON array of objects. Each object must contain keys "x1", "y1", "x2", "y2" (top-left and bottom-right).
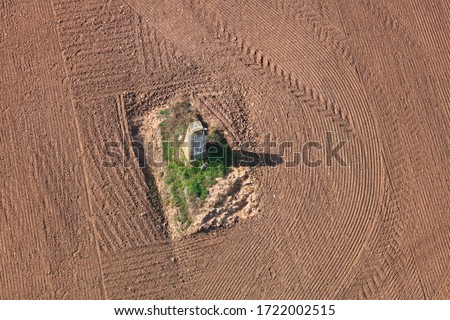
[
  {"x1": 159, "y1": 102, "x2": 233, "y2": 229},
  {"x1": 159, "y1": 102, "x2": 196, "y2": 143},
  {"x1": 159, "y1": 109, "x2": 170, "y2": 115},
  {"x1": 163, "y1": 156, "x2": 229, "y2": 228}
]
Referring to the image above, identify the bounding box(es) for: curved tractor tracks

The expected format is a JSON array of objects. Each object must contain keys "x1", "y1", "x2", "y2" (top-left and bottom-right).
[{"x1": 9, "y1": 0, "x2": 445, "y2": 299}]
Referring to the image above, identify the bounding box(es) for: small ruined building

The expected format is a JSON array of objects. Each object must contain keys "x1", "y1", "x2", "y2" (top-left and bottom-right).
[{"x1": 181, "y1": 121, "x2": 207, "y2": 162}]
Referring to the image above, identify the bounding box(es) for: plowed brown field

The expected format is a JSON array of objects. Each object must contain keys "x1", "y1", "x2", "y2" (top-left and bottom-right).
[{"x1": 1, "y1": 0, "x2": 448, "y2": 299}]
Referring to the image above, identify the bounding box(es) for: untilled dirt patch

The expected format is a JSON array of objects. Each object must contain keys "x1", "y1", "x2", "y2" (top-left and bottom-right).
[{"x1": 130, "y1": 99, "x2": 260, "y2": 238}]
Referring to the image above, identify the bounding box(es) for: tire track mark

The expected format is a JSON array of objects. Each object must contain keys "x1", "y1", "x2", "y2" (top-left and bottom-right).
[{"x1": 50, "y1": 0, "x2": 109, "y2": 299}]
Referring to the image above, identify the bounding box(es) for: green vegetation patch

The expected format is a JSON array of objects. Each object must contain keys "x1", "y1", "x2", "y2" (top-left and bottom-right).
[{"x1": 158, "y1": 102, "x2": 232, "y2": 228}]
